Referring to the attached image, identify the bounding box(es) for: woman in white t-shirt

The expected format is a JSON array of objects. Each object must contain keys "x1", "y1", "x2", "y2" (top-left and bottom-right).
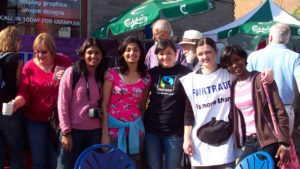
[{"x1": 180, "y1": 38, "x2": 272, "y2": 169}]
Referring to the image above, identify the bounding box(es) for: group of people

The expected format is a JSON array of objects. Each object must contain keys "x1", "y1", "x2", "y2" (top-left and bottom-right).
[{"x1": 0, "y1": 18, "x2": 299, "y2": 169}]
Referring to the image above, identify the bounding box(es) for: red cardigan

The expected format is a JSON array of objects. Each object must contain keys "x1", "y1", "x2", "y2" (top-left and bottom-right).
[{"x1": 18, "y1": 54, "x2": 72, "y2": 122}]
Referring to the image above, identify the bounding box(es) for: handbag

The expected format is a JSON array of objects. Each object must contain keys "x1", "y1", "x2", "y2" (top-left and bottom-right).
[
  {"x1": 183, "y1": 154, "x2": 191, "y2": 169},
  {"x1": 263, "y1": 84, "x2": 300, "y2": 169},
  {"x1": 48, "y1": 104, "x2": 60, "y2": 152},
  {"x1": 197, "y1": 112, "x2": 233, "y2": 146}
]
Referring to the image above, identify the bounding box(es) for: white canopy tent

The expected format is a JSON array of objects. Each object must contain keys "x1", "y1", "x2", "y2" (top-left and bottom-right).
[{"x1": 202, "y1": 0, "x2": 300, "y2": 42}]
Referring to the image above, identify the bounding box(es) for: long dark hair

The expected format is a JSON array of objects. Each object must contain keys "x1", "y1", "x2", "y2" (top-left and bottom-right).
[
  {"x1": 76, "y1": 38, "x2": 108, "y2": 83},
  {"x1": 117, "y1": 36, "x2": 147, "y2": 77}
]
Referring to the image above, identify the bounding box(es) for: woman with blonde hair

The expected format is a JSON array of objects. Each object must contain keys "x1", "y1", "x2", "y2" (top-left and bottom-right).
[
  {"x1": 10, "y1": 32, "x2": 72, "y2": 169},
  {"x1": 0, "y1": 26, "x2": 23, "y2": 169}
]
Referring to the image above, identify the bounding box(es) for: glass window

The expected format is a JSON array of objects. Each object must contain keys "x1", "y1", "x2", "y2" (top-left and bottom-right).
[{"x1": 0, "y1": 0, "x2": 82, "y2": 37}]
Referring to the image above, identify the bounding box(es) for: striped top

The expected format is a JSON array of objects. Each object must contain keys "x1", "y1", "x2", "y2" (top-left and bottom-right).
[{"x1": 235, "y1": 77, "x2": 257, "y2": 136}]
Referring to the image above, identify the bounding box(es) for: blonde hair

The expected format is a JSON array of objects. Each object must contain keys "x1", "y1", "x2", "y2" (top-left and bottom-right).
[
  {"x1": 0, "y1": 26, "x2": 21, "y2": 53},
  {"x1": 33, "y1": 33, "x2": 56, "y2": 58}
]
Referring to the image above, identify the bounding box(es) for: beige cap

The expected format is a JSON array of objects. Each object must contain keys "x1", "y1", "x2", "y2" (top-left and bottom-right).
[{"x1": 179, "y1": 30, "x2": 202, "y2": 45}]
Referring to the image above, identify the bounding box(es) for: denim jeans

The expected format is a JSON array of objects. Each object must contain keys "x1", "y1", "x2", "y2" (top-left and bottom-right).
[
  {"x1": 25, "y1": 118, "x2": 58, "y2": 169},
  {"x1": 56, "y1": 128, "x2": 102, "y2": 169},
  {"x1": 144, "y1": 132, "x2": 183, "y2": 169},
  {"x1": 239, "y1": 135, "x2": 279, "y2": 169},
  {"x1": 110, "y1": 135, "x2": 144, "y2": 169},
  {"x1": 0, "y1": 110, "x2": 24, "y2": 169}
]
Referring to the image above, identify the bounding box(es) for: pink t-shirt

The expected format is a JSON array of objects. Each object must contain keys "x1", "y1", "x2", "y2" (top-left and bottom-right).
[
  {"x1": 235, "y1": 78, "x2": 257, "y2": 136},
  {"x1": 18, "y1": 54, "x2": 72, "y2": 122},
  {"x1": 106, "y1": 67, "x2": 151, "y2": 137}
]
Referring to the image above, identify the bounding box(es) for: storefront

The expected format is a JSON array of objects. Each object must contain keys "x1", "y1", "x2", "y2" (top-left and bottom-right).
[{"x1": 0, "y1": 0, "x2": 87, "y2": 37}]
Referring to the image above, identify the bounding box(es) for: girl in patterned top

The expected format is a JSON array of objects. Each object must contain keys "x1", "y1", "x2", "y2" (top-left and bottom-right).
[{"x1": 102, "y1": 36, "x2": 151, "y2": 169}]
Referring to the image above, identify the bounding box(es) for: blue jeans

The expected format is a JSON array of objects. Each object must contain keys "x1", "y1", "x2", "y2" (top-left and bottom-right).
[
  {"x1": 25, "y1": 118, "x2": 58, "y2": 169},
  {"x1": 56, "y1": 128, "x2": 102, "y2": 169},
  {"x1": 145, "y1": 132, "x2": 183, "y2": 169},
  {"x1": 240, "y1": 135, "x2": 279, "y2": 169},
  {"x1": 0, "y1": 110, "x2": 24, "y2": 169},
  {"x1": 110, "y1": 135, "x2": 144, "y2": 169}
]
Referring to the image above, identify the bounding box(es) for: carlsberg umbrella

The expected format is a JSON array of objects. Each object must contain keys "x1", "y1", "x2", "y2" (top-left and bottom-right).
[
  {"x1": 93, "y1": 0, "x2": 215, "y2": 39},
  {"x1": 218, "y1": 21, "x2": 300, "y2": 51}
]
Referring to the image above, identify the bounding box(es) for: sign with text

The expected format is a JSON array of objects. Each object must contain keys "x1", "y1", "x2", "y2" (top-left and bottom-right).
[{"x1": 1, "y1": 0, "x2": 81, "y2": 37}]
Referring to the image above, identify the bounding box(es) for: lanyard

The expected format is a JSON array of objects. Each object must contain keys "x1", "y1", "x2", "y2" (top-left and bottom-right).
[{"x1": 84, "y1": 75, "x2": 102, "y2": 108}]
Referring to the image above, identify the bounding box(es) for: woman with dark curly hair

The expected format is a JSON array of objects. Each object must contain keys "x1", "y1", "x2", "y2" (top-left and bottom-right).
[
  {"x1": 102, "y1": 36, "x2": 151, "y2": 168},
  {"x1": 56, "y1": 38, "x2": 109, "y2": 169}
]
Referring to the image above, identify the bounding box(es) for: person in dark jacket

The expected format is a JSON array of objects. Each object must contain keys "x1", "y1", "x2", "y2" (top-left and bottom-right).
[
  {"x1": 0, "y1": 26, "x2": 24, "y2": 169},
  {"x1": 220, "y1": 44, "x2": 290, "y2": 168}
]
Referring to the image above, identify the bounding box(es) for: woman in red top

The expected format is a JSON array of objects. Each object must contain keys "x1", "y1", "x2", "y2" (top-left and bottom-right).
[{"x1": 10, "y1": 33, "x2": 72, "y2": 169}]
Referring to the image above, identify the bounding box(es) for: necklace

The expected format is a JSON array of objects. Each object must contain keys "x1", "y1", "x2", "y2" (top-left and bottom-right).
[
  {"x1": 42, "y1": 64, "x2": 53, "y2": 73},
  {"x1": 33, "y1": 58, "x2": 53, "y2": 73}
]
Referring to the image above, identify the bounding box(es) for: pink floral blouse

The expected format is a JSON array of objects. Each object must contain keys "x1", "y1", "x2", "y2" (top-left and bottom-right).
[{"x1": 105, "y1": 67, "x2": 151, "y2": 137}]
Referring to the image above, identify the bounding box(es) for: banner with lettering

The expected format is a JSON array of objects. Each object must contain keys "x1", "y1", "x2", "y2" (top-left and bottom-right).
[
  {"x1": 1, "y1": 0, "x2": 81, "y2": 37},
  {"x1": 19, "y1": 35, "x2": 118, "y2": 65}
]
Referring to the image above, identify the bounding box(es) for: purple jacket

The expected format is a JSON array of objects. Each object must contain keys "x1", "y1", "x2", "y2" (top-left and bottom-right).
[{"x1": 145, "y1": 42, "x2": 188, "y2": 69}]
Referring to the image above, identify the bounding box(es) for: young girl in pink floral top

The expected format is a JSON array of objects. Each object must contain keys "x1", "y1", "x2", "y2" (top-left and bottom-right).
[
  {"x1": 102, "y1": 36, "x2": 151, "y2": 169},
  {"x1": 105, "y1": 67, "x2": 151, "y2": 137}
]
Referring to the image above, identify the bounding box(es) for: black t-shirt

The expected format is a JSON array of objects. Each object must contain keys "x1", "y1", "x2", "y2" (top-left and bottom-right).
[
  {"x1": 0, "y1": 52, "x2": 22, "y2": 103},
  {"x1": 145, "y1": 64, "x2": 191, "y2": 137}
]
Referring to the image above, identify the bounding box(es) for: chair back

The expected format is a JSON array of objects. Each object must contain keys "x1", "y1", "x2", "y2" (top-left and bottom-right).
[
  {"x1": 235, "y1": 151, "x2": 274, "y2": 169},
  {"x1": 74, "y1": 144, "x2": 136, "y2": 169}
]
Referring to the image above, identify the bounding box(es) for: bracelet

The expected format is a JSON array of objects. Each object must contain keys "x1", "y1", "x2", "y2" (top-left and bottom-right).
[{"x1": 16, "y1": 98, "x2": 22, "y2": 107}]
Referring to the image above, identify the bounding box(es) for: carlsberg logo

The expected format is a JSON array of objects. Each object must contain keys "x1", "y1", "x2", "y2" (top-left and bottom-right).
[
  {"x1": 124, "y1": 16, "x2": 148, "y2": 28},
  {"x1": 252, "y1": 25, "x2": 270, "y2": 34}
]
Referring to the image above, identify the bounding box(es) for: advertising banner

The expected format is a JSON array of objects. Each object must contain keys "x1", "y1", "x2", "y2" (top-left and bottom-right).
[{"x1": 19, "y1": 35, "x2": 119, "y2": 66}]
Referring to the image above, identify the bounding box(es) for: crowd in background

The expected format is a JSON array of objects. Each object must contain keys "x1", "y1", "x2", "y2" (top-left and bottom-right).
[{"x1": 0, "y1": 19, "x2": 299, "y2": 169}]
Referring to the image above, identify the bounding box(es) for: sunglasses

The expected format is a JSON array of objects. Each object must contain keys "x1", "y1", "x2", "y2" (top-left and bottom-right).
[{"x1": 34, "y1": 50, "x2": 48, "y2": 55}]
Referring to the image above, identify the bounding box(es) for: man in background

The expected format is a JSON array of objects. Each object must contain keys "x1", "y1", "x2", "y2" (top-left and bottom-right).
[
  {"x1": 145, "y1": 19, "x2": 187, "y2": 69},
  {"x1": 247, "y1": 22, "x2": 300, "y2": 134},
  {"x1": 179, "y1": 30, "x2": 202, "y2": 71}
]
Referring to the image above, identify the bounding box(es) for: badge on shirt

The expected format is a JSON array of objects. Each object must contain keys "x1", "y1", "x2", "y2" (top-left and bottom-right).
[{"x1": 156, "y1": 75, "x2": 176, "y2": 95}]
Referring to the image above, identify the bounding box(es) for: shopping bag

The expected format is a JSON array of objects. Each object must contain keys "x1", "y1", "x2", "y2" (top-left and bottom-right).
[{"x1": 263, "y1": 84, "x2": 300, "y2": 169}]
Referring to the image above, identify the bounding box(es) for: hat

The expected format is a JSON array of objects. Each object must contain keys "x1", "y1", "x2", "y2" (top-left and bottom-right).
[{"x1": 179, "y1": 30, "x2": 202, "y2": 45}]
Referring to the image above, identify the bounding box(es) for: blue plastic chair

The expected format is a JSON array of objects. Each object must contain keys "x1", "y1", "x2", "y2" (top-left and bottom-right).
[
  {"x1": 74, "y1": 144, "x2": 136, "y2": 169},
  {"x1": 235, "y1": 151, "x2": 274, "y2": 169}
]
